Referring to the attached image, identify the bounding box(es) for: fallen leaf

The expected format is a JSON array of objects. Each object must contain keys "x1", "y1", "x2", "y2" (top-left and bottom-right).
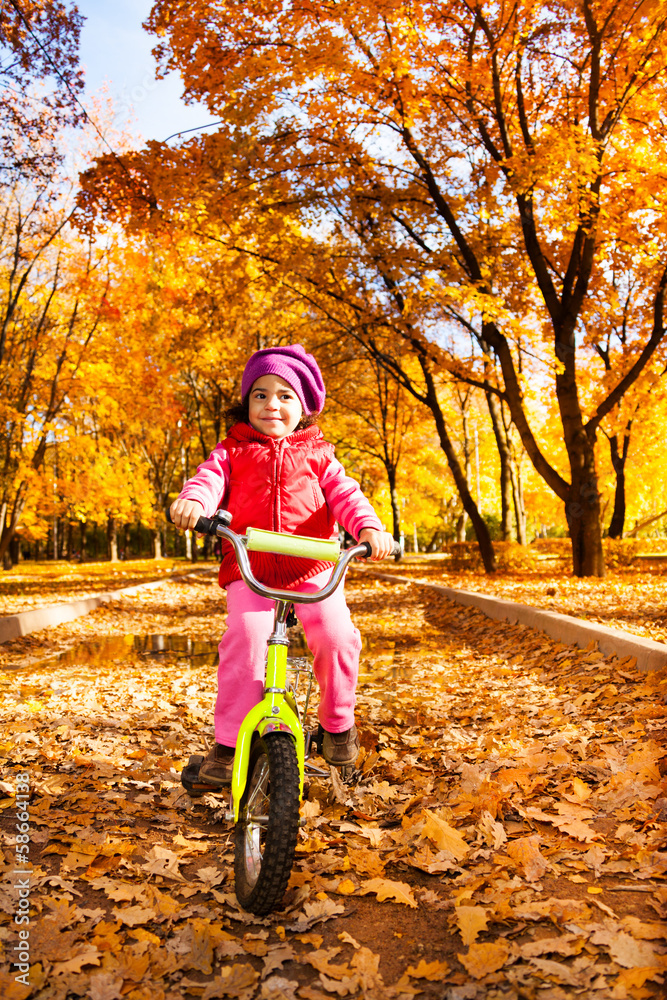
[
  {"x1": 477, "y1": 810, "x2": 507, "y2": 848},
  {"x1": 518, "y1": 933, "x2": 584, "y2": 959},
  {"x1": 505, "y1": 835, "x2": 550, "y2": 881},
  {"x1": 338, "y1": 932, "x2": 361, "y2": 949},
  {"x1": 200, "y1": 963, "x2": 259, "y2": 999},
  {"x1": 262, "y1": 944, "x2": 297, "y2": 978},
  {"x1": 87, "y1": 973, "x2": 124, "y2": 1000},
  {"x1": 350, "y1": 946, "x2": 383, "y2": 991},
  {"x1": 419, "y1": 809, "x2": 468, "y2": 859},
  {"x1": 458, "y1": 940, "x2": 511, "y2": 979},
  {"x1": 140, "y1": 846, "x2": 186, "y2": 881},
  {"x1": 336, "y1": 879, "x2": 356, "y2": 895},
  {"x1": 615, "y1": 967, "x2": 667, "y2": 988},
  {"x1": 50, "y1": 946, "x2": 102, "y2": 975},
  {"x1": 110, "y1": 904, "x2": 155, "y2": 927},
  {"x1": 358, "y1": 878, "x2": 418, "y2": 907},
  {"x1": 455, "y1": 906, "x2": 489, "y2": 946},
  {"x1": 286, "y1": 898, "x2": 345, "y2": 932},
  {"x1": 527, "y1": 957, "x2": 585, "y2": 986},
  {"x1": 590, "y1": 928, "x2": 667, "y2": 969},
  {"x1": 347, "y1": 847, "x2": 385, "y2": 878},
  {"x1": 260, "y1": 976, "x2": 300, "y2": 999},
  {"x1": 405, "y1": 958, "x2": 451, "y2": 981}
]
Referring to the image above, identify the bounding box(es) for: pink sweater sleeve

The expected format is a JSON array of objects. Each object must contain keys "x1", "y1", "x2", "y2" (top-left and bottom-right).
[
  {"x1": 320, "y1": 459, "x2": 383, "y2": 539},
  {"x1": 178, "y1": 443, "x2": 231, "y2": 517}
]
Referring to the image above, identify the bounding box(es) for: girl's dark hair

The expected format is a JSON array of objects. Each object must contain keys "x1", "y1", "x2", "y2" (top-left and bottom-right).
[{"x1": 226, "y1": 394, "x2": 318, "y2": 431}]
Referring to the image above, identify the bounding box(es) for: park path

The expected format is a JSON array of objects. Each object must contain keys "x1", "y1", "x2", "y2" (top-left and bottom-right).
[{"x1": 0, "y1": 571, "x2": 665, "y2": 999}]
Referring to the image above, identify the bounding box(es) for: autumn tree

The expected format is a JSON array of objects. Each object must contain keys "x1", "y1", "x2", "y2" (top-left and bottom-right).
[
  {"x1": 124, "y1": 0, "x2": 667, "y2": 577},
  {"x1": 0, "y1": 171, "x2": 115, "y2": 566},
  {"x1": 319, "y1": 342, "x2": 422, "y2": 543},
  {"x1": 0, "y1": 0, "x2": 84, "y2": 182}
]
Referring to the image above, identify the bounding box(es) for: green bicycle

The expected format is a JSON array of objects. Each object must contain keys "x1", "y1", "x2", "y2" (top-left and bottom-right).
[{"x1": 169, "y1": 507, "x2": 399, "y2": 915}]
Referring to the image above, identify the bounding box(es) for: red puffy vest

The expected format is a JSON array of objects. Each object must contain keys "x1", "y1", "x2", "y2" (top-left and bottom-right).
[{"x1": 217, "y1": 422, "x2": 337, "y2": 589}]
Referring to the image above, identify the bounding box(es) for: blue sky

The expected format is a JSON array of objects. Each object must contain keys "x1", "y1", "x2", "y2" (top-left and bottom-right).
[{"x1": 77, "y1": 0, "x2": 211, "y2": 145}]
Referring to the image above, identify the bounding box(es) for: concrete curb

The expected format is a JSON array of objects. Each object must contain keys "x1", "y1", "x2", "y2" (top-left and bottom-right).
[
  {"x1": 0, "y1": 566, "x2": 218, "y2": 645},
  {"x1": 367, "y1": 571, "x2": 667, "y2": 674}
]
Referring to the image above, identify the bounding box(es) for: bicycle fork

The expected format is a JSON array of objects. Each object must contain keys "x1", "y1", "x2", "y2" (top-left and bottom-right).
[{"x1": 225, "y1": 600, "x2": 305, "y2": 823}]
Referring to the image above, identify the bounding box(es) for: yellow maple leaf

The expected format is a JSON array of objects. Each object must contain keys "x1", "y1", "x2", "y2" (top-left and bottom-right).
[
  {"x1": 359, "y1": 878, "x2": 418, "y2": 907},
  {"x1": 420, "y1": 809, "x2": 469, "y2": 860}
]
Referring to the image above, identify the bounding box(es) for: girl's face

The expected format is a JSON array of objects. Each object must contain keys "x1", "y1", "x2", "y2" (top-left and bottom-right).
[{"x1": 248, "y1": 374, "x2": 303, "y2": 439}]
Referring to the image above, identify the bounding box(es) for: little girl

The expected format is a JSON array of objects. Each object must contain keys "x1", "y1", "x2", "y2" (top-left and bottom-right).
[{"x1": 170, "y1": 344, "x2": 394, "y2": 787}]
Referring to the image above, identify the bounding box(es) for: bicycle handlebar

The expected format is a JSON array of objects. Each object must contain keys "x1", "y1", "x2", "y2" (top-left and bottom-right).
[{"x1": 166, "y1": 508, "x2": 401, "y2": 605}]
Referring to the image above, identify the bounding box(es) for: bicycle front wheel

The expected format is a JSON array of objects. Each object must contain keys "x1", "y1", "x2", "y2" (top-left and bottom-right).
[{"x1": 234, "y1": 732, "x2": 301, "y2": 915}]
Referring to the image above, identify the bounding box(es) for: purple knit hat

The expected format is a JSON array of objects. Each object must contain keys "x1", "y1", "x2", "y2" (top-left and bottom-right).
[{"x1": 241, "y1": 344, "x2": 326, "y2": 415}]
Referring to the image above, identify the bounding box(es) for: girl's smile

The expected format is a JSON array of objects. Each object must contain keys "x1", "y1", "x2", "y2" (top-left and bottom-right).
[{"x1": 248, "y1": 374, "x2": 303, "y2": 439}]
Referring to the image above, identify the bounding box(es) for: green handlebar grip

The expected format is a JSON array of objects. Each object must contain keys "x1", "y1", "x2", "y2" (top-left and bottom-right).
[{"x1": 246, "y1": 527, "x2": 340, "y2": 562}]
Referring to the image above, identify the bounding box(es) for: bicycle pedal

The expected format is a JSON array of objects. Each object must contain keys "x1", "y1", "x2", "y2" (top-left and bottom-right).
[{"x1": 181, "y1": 754, "x2": 224, "y2": 798}]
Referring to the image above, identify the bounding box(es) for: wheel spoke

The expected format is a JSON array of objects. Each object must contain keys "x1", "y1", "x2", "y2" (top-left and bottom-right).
[
  {"x1": 244, "y1": 822, "x2": 262, "y2": 886},
  {"x1": 247, "y1": 757, "x2": 269, "y2": 817}
]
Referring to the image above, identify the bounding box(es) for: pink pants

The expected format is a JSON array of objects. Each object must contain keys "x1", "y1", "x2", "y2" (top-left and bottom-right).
[{"x1": 214, "y1": 568, "x2": 362, "y2": 746}]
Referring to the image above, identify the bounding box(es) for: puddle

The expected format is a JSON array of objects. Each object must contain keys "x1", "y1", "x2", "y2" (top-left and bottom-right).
[
  {"x1": 23, "y1": 631, "x2": 405, "y2": 682},
  {"x1": 29, "y1": 631, "x2": 316, "y2": 672},
  {"x1": 33, "y1": 634, "x2": 221, "y2": 671}
]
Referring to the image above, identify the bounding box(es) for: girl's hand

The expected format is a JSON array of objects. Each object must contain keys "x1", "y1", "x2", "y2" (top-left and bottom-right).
[
  {"x1": 358, "y1": 528, "x2": 395, "y2": 561},
  {"x1": 170, "y1": 498, "x2": 205, "y2": 530}
]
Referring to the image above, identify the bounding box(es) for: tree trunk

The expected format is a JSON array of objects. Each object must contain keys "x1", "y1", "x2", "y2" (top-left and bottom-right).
[
  {"x1": 153, "y1": 529, "x2": 162, "y2": 559},
  {"x1": 482, "y1": 322, "x2": 607, "y2": 574},
  {"x1": 510, "y1": 464, "x2": 527, "y2": 545},
  {"x1": 80, "y1": 520, "x2": 88, "y2": 562},
  {"x1": 202, "y1": 533, "x2": 212, "y2": 560},
  {"x1": 0, "y1": 482, "x2": 28, "y2": 567},
  {"x1": 455, "y1": 512, "x2": 467, "y2": 543},
  {"x1": 422, "y1": 366, "x2": 496, "y2": 572},
  {"x1": 385, "y1": 462, "x2": 401, "y2": 541},
  {"x1": 607, "y1": 428, "x2": 631, "y2": 539},
  {"x1": 107, "y1": 517, "x2": 119, "y2": 562},
  {"x1": 565, "y1": 461, "x2": 605, "y2": 577},
  {"x1": 486, "y1": 391, "x2": 513, "y2": 541},
  {"x1": 455, "y1": 402, "x2": 472, "y2": 543},
  {"x1": 555, "y1": 327, "x2": 606, "y2": 576}
]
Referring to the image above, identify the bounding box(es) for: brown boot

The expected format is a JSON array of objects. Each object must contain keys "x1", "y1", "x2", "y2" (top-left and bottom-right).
[
  {"x1": 322, "y1": 725, "x2": 360, "y2": 767},
  {"x1": 198, "y1": 743, "x2": 235, "y2": 786}
]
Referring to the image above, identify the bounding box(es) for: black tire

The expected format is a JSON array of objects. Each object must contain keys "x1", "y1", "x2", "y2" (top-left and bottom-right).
[{"x1": 234, "y1": 732, "x2": 300, "y2": 915}]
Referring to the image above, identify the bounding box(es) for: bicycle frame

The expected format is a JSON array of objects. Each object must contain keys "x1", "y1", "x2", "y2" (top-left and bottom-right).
[
  {"x1": 210, "y1": 518, "x2": 369, "y2": 823},
  {"x1": 228, "y1": 602, "x2": 303, "y2": 822}
]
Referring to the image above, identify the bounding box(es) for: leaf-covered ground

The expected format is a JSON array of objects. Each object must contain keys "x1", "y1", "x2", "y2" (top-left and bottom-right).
[
  {"x1": 1, "y1": 570, "x2": 666, "y2": 999},
  {"x1": 0, "y1": 561, "x2": 182, "y2": 617},
  {"x1": 367, "y1": 557, "x2": 667, "y2": 645},
  {"x1": 1, "y1": 555, "x2": 666, "y2": 645}
]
